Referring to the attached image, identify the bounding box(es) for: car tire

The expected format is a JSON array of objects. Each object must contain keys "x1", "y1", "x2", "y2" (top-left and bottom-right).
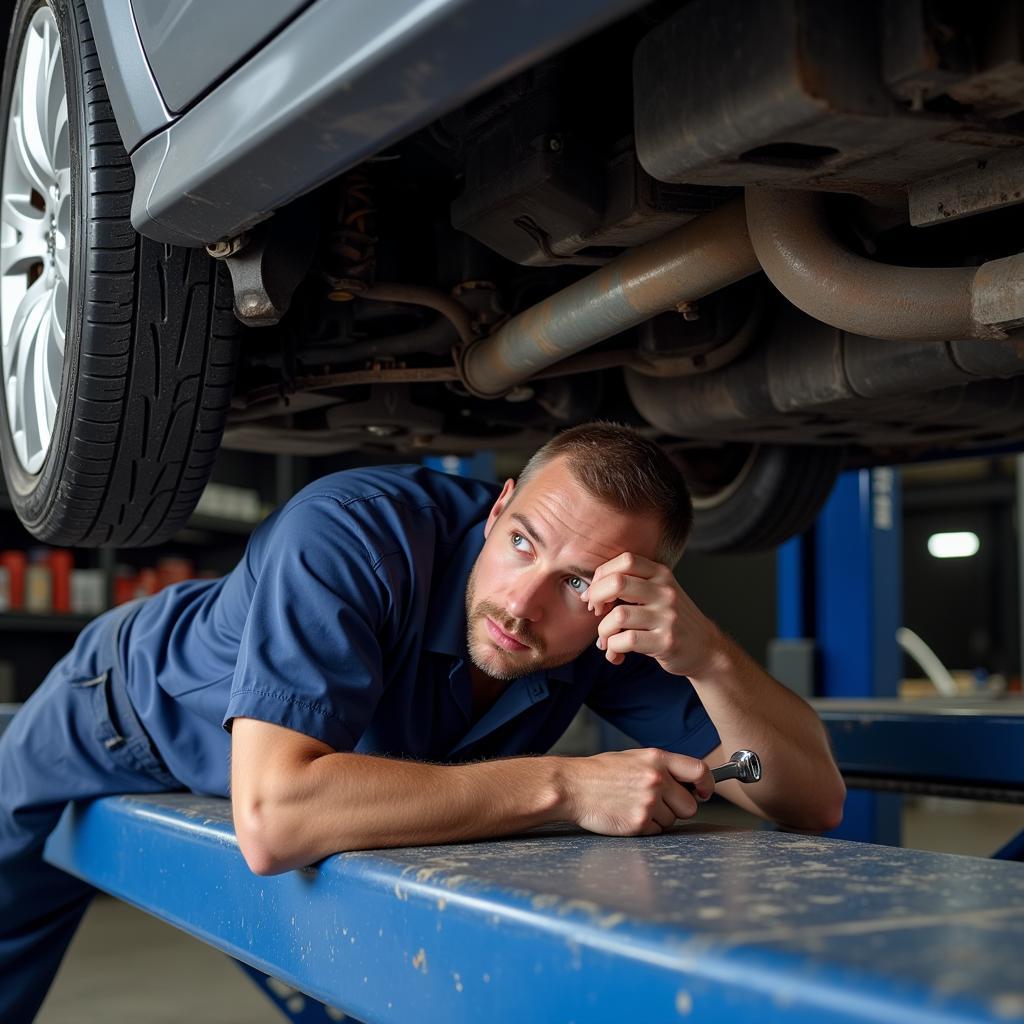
[
  {"x1": 675, "y1": 443, "x2": 844, "y2": 554},
  {"x1": 0, "y1": 0, "x2": 240, "y2": 547}
]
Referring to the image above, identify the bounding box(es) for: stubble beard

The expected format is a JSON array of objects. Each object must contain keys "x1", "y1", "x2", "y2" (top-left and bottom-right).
[{"x1": 463, "y1": 562, "x2": 588, "y2": 681}]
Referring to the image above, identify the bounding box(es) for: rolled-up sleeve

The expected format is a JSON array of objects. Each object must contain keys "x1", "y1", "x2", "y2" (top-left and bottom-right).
[
  {"x1": 585, "y1": 653, "x2": 720, "y2": 758},
  {"x1": 224, "y1": 496, "x2": 390, "y2": 750}
]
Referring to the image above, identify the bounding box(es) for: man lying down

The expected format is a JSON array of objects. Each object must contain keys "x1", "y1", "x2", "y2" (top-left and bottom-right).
[{"x1": 0, "y1": 421, "x2": 845, "y2": 1023}]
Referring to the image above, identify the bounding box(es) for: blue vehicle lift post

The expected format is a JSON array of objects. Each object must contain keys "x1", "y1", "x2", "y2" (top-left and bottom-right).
[{"x1": 776, "y1": 467, "x2": 903, "y2": 846}]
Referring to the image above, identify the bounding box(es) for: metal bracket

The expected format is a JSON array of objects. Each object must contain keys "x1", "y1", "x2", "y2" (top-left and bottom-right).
[
  {"x1": 209, "y1": 197, "x2": 320, "y2": 326},
  {"x1": 910, "y1": 149, "x2": 1024, "y2": 228}
]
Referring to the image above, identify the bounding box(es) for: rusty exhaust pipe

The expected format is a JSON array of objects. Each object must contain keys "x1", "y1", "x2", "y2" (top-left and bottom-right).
[
  {"x1": 458, "y1": 198, "x2": 760, "y2": 398},
  {"x1": 745, "y1": 189, "x2": 1024, "y2": 343},
  {"x1": 460, "y1": 188, "x2": 1024, "y2": 400}
]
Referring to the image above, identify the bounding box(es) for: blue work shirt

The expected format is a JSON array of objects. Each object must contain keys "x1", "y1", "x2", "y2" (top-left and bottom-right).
[{"x1": 120, "y1": 465, "x2": 719, "y2": 796}]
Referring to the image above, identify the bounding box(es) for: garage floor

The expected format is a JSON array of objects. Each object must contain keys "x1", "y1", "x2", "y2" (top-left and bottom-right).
[{"x1": 36, "y1": 797, "x2": 1022, "y2": 1024}]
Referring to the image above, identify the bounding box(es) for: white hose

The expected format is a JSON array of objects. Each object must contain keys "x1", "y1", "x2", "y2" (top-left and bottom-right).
[{"x1": 896, "y1": 626, "x2": 959, "y2": 697}]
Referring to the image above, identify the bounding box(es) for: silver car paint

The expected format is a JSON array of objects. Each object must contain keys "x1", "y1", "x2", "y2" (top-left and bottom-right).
[
  {"x1": 131, "y1": 0, "x2": 312, "y2": 114},
  {"x1": 120, "y1": 0, "x2": 646, "y2": 246}
]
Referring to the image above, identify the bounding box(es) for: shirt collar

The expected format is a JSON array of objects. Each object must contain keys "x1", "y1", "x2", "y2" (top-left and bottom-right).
[
  {"x1": 424, "y1": 520, "x2": 576, "y2": 683},
  {"x1": 425, "y1": 521, "x2": 485, "y2": 659}
]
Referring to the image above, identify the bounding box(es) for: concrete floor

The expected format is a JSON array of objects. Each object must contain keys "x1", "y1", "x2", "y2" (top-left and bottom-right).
[
  {"x1": 36, "y1": 898, "x2": 284, "y2": 1024},
  {"x1": 35, "y1": 796, "x2": 1022, "y2": 1024}
]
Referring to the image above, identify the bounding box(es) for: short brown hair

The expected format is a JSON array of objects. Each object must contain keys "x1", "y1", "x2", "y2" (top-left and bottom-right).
[{"x1": 517, "y1": 422, "x2": 693, "y2": 565}]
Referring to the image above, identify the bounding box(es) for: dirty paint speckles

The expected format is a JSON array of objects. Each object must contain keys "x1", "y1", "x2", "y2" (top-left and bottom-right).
[{"x1": 47, "y1": 794, "x2": 1024, "y2": 1023}]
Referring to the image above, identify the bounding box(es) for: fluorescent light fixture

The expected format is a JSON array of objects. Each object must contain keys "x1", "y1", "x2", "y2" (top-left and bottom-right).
[{"x1": 927, "y1": 531, "x2": 980, "y2": 559}]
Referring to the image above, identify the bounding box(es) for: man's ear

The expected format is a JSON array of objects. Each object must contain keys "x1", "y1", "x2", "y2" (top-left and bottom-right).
[{"x1": 484, "y1": 478, "x2": 516, "y2": 538}]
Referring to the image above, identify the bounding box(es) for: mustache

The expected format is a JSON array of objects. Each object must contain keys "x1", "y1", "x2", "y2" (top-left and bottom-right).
[{"x1": 475, "y1": 600, "x2": 544, "y2": 654}]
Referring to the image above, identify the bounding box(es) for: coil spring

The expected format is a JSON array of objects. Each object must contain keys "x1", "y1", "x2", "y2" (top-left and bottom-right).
[{"x1": 325, "y1": 173, "x2": 376, "y2": 300}]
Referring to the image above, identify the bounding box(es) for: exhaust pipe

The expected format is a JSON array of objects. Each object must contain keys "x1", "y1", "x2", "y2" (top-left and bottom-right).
[
  {"x1": 745, "y1": 189, "x2": 1024, "y2": 343},
  {"x1": 459, "y1": 199, "x2": 760, "y2": 397},
  {"x1": 460, "y1": 187, "x2": 1024, "y2": 400},
  {"x1": 626, "y1": 306, "x2": 1024, "y2": 437}
]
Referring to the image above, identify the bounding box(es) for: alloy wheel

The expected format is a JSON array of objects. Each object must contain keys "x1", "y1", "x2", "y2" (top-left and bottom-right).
[{"x1": 1, "y1": 5, "x2": 71, "y2": 475}]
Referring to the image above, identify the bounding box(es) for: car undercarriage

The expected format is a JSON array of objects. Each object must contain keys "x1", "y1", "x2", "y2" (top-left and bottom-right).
[{"x1": 6, "y1": 0, "x2": 1024, "y2": 551}]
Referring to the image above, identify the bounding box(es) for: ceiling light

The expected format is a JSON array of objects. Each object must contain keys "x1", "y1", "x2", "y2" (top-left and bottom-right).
[{"x1": 927, "y1": 532, "x2": 980, "y2": 559}]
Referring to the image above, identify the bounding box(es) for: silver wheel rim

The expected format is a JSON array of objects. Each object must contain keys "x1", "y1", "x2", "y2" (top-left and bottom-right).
[{"x1": 1, "y1": 5, "x2": 70, "y2": 476}]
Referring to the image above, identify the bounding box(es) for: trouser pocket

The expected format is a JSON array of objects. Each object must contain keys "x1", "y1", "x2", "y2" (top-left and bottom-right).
[{"x1": 69, "y1": 670, "x2": 126, "y2": 754}]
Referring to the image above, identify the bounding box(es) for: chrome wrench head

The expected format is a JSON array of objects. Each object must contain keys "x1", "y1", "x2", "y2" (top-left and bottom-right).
[{"x1": 711, "y1": 749, "x2": 762, "y2": 784}]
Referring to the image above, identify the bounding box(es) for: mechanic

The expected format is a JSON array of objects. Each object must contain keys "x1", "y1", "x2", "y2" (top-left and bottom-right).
[{"x1": 0, "y1": 422, "x2": 845, "y2": 1022}]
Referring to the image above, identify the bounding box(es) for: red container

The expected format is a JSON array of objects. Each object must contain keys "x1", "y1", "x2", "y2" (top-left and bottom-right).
[
  {"x1": 113, "y1": 568, "x2": 138, "y2": 606},
  {"x1": 157, "y1": 557, "x2": 194, "y2": 588},
  {"x1": 0, "y1": 550, "x2": 26, "y2": 610},
  {"x1": 135, "y1": 567, "x2": 161, "y2": 597},
  {"x1": 48, "y1": 549, "x2": 74, "y2": 613}
]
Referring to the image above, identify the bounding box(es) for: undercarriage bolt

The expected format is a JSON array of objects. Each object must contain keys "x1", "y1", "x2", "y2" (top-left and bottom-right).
[{"x1": 206, "y1": 232, "x2": 249, "y2": 259}]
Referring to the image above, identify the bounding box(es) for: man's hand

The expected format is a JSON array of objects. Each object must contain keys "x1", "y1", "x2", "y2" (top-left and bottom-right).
[
  {"x1": 583, "y1": 551, "x2": 721, "y2": 677},
  {"x1": 580, "y1": 555, "x2": 846, "y2": 833},
  {"x1": 563, "y1": 747, "x2": 714, "y2": 836}
]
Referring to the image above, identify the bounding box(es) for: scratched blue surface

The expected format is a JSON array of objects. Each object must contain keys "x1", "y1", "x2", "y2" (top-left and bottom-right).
[{"x1": 44, "y1": 794, "x2": 1024, "y2": 1023}]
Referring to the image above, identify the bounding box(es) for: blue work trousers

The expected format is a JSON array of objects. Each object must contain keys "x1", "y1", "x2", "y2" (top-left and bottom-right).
[{"x1": 0, "y1": 600, "x2": 181, "y2": 1024}]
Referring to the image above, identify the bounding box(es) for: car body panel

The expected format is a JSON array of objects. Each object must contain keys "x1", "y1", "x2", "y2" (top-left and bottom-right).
[
  {"x1": 85, "y1": 0, "x2": 169, "y2": 151},
  {"x1": 131, "y1": 0, "x2": 313, "y2": 114},
  {"x1": 123, "y1": 0, "x2": 648, "y2": 246}
]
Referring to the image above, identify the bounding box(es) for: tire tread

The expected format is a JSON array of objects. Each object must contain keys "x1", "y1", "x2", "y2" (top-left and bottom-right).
[{"x1": 3, "y1": 0, "x2": 242, "y2": 547}]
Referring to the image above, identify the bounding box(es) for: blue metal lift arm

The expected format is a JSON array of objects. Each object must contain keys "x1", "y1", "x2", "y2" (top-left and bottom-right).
[
  {"x1": 815, "y1": 698, "x2": 1024, "y2": 796},
  {"x1": 44, "y1": 793, "x2": 1024, "y2": 1023}
]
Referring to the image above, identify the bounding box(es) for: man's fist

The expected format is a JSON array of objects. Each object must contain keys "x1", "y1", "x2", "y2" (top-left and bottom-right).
[{"x1": 561, "y1": 747, "x2": 714, "y2": 836}]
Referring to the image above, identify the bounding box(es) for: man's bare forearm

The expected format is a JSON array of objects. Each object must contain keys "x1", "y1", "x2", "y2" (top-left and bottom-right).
[
  {"x1": 690, "y1": 633, "x2": 845, "y2": 830},
  {"x1": 240, "y1": 751, "x2": 569, "y2": 873}
]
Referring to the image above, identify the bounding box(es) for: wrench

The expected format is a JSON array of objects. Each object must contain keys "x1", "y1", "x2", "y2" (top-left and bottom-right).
[{"x1": 711, "y1": 749, "x2": 762, "y2": 784}]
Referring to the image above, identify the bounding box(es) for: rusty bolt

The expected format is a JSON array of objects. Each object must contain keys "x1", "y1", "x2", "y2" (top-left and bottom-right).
[
  {"x1": 676, "y1": 300, "x2": 700, "y2": 321},
  {"x1": 206, "y1": 233, "x2": 248, "y2": 259}
]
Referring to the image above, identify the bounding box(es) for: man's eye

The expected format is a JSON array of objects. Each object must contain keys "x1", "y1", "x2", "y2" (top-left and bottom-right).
[
  {"x1": 567, "y1": 576, "x2": 590, "y2": 595},
  {"x1": 511, "y1": 532, "x2": 527, "y2": 549}
]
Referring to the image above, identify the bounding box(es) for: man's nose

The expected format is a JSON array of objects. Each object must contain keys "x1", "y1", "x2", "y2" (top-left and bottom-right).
[{"x1": 505, "y1": 574, "x2": 546, "y2": 621}]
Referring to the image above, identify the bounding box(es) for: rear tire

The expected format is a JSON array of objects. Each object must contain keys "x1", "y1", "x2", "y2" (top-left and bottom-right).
[
  {"x1": 674, "y1": 443, "x2": 844, "y2": 553},
  {"x1": 0, "y1": 0, "x2": 240, "y2": 547}
]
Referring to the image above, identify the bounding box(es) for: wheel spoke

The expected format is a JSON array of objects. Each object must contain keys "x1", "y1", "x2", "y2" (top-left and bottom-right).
[
  {"x1": 52, "y1": 275, "x2": 67, "y2": 351},
  {"x1": 49, "y1": 88, "x2": 69, "y2": 176},
  {"x1": 0, "y1": 193, "x2": 46, "y2": 275},
  {"x1": 32, "y1": 295, "x2": 52, "y2": 453},
  {"x1": 1, "y1": 190, "x2": 46, "y2": 239},
  {"x1": 9, "y1": 112, "x2": 51, "y2": 199},
  {"x1": 6, "y1": 371, "x2": 26, "y2": 468},
  {"x1": 7, "y1": 275, "x2": 50, "y2": 416},
  {"x1": 16, "y1": 23, "x2": 56, "y2": 193},
  {"x1": 13, "y1": 282, "x2": 47, "y2": 462},
  {"x1": 43, "y1": 23, "x2": 65, "y2": 169}
]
